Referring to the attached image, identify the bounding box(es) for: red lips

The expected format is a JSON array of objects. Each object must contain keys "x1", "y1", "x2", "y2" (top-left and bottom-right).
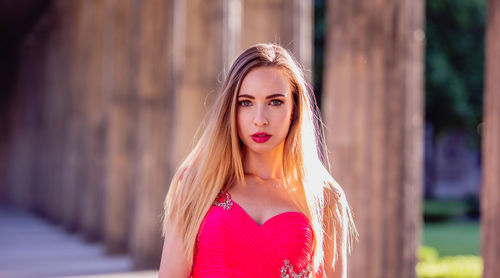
[{"x1": 251, "y1": 132, "x2": 272, "y2": 143}]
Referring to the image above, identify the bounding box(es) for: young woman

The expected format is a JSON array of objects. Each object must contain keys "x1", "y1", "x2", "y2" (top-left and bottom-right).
[{"x1": 158, "y1": 43, "x2": 357, "y2": 278}]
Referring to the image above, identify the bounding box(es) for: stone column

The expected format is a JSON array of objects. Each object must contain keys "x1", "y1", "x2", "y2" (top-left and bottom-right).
[
  {"x1": 130, "y1": 0, "x2": 175, "y2": 269},
  {"x1": 241, "y1": 0, "x2": 313, "y2": 74},
  {"x1": 4, "y1": 49, "x2": 42, "y2": 211},
  {"x1": 59, "y1": 0, "x2": 111, "y2": 238},
  {"x1": 322, "y1": 0, "x2": 425, "y2": 277},
  {"x1": 101, "y1": 0, "x2": 138, "y2": 255},
  {"x1": 481, "y1": 0, "x2": 500, "y2": 276},
  {"x1": 76, "y1": 0, "x2": 108, "y2": 242},
  {"x1": 6, "y1": 12, "x2": 53, "y2": 213},
  {"x1": 39, "y1": 0, "x2": 74, "y2": 224},
  {"x1": 61, "y1": 0, "x2": 87, "y2": 232},
  {"x1": 170, "y1": 0, "x2": 236, "y2": 167}
]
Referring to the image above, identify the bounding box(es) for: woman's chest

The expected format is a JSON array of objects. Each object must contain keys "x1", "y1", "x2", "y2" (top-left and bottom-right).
[{"x1": 192, "y1": 191, "x2": 314, "y2": 278}]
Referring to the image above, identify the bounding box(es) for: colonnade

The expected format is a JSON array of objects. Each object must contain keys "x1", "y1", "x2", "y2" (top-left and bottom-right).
[
  {"x1": 2, "y1": 1, "x2": 498, "y2": 277},
  {"x1": 1, "y1": 0, "x2": 312, "y2": 269}
]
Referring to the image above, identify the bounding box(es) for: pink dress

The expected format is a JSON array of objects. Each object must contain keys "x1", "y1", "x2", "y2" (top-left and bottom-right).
[{"x1": 191, "y1": 190, "x2": 315, "y2": 278}]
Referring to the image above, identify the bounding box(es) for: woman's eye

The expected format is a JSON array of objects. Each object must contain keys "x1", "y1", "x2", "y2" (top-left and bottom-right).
[
  {"x1": 270, "y1": 99, "x2": 283, "y2": 106},
  {"x1": 239, "y1": 100, "x2": 251, "y2": 107}
]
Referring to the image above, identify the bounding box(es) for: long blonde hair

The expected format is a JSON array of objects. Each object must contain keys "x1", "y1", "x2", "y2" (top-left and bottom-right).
[{"x1": 162, "y1": 43, "x2": 357, "y2": 275}]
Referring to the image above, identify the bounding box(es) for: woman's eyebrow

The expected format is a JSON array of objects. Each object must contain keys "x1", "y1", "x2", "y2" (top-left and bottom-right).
[{"x1": 237, "y1": 93, "x2": 287, "y2": 99}]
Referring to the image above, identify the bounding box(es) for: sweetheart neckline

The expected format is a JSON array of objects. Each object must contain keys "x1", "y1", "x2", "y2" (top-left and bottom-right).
[{"x1": 225, "y1": 192, "x2": 310, "y2": 227}]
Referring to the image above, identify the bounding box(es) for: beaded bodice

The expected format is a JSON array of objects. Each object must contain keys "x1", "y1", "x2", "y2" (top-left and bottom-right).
[{"x1": 192, "y1": 190, "x2": 315, "y2": 278}]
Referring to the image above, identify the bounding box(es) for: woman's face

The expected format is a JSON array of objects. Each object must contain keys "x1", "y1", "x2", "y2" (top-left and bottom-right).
[{"x1": 236, "y1": 66, "x2": 294, "y2": 154}]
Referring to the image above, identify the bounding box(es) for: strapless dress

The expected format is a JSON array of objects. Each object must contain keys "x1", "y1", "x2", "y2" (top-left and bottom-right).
[{"x1": 191, "y1": 190, "x2": 315, "y2": 277}]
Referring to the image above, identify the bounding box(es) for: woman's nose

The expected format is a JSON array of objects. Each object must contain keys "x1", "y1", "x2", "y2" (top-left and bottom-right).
[{"x1": 253, "y1": 106, "x2": 268, "y2": 126}]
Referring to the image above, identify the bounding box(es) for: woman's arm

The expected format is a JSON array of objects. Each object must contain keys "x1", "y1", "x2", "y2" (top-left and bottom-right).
[
  {"x1": 158, "y1": 221, "x2": 192, "y2": 278},
  {"x1": 322, "y1": 189, "x2": 348, "y2": 278}
]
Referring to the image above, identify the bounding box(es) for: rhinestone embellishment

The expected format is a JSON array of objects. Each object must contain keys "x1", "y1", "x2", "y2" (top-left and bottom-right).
[
  {"x1": 212, "y1": 191, "x2": 233, "y2": 210},
  {"x1": 280, "y1": 260, "x2": 312, "y2": 278}
]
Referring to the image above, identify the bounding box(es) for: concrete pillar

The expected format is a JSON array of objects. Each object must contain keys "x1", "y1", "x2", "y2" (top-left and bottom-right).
[
  {"x1": 61, "y1": 0, "x2": 86, "y2": 232},
  {"x1": 60, "y1": 0, "x2": 109, "y2": 241},
  {"x1": 241, "y1": 0, "x2": 313, "y2": 74},
  {"x1": 481, "y1": 0, "x2": 500, "y2": 276},
  {"x1": 130, "y1": 0, "x2": 174, "y2": 269},
  {"x1": 322, "y1": 0, "x2": 425, "y2": 277},
  {"x1": 170, "y1": 0, "x2": 237, "y2": 167},
  {"x1": 101, "y1": 0, "x2": 138, "y2": 255},
  {"x1": 39, "y1": 0, "x2": 74, "y2": 224},
  {"x1": 7, "y1": 20, "x2": 49, "y2": 213}
]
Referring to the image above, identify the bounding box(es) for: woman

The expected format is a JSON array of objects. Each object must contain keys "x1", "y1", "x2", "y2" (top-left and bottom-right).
[{"x1": 158, "y1": 43, "x2": 357, "y2": 278}]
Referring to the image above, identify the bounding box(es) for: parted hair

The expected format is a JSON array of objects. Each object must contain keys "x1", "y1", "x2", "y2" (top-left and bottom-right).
[{"x1": 162, "y1": 43, "x2": 357, "y2": 276}]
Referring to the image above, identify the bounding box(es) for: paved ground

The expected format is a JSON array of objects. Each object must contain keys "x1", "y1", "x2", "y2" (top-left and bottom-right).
[{"x1": 0, "y1": 206, "x2": 158, "y2": 278}]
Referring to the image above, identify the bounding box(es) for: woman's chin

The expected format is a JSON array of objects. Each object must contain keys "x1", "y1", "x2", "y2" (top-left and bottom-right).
[{"x1": 245, "y1": 144, "x2": 280, "y2": 154}]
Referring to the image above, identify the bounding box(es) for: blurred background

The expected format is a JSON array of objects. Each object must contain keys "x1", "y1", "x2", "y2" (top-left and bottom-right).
[{"x1": 1, "y1": 0, "x2": 498, "y2": 277}]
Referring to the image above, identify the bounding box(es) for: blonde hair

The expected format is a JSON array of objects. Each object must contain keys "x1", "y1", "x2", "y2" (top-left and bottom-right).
[{"x1": 162, "y1": 43, "x2": 358, "y2": 275}]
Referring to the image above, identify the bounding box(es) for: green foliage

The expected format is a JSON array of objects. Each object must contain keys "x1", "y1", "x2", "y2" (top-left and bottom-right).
[
  {"x1": 313, "y1": 0, "x2": 486, "y2": 145},
  {"x1": 417, "y1": 246, "x2": 482, "y2": 278},
  {"x1": 422, "y1": 220, "x2": 480, "y2": 256},
  {"x1": 419, "y1": 246, "x2": 440, "y2": 262},
  {"x1": 426, "y1": 0, "x2": 486, "y2": 146},
  {"x1": 423, "y1": 199, "x2": 471, "y2": 222}
]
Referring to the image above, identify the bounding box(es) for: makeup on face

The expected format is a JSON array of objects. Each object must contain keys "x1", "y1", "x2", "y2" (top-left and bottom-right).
[
  {"x1": 250, "y1": 132, "x2": 272, "y2": 143},
  {"x1": 236, "y1": 67, "x2": 294, "y2": 152}
]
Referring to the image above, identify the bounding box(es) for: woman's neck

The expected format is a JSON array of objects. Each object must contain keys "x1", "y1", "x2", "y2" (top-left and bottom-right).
[{"x1": 242, "y1": 142, "x2": 284, "y2": 180}]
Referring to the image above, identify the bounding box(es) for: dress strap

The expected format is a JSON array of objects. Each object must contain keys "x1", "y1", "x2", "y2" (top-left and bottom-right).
[{"x1": 212, "y1": 190, "x2": 233, "y2": 210}]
